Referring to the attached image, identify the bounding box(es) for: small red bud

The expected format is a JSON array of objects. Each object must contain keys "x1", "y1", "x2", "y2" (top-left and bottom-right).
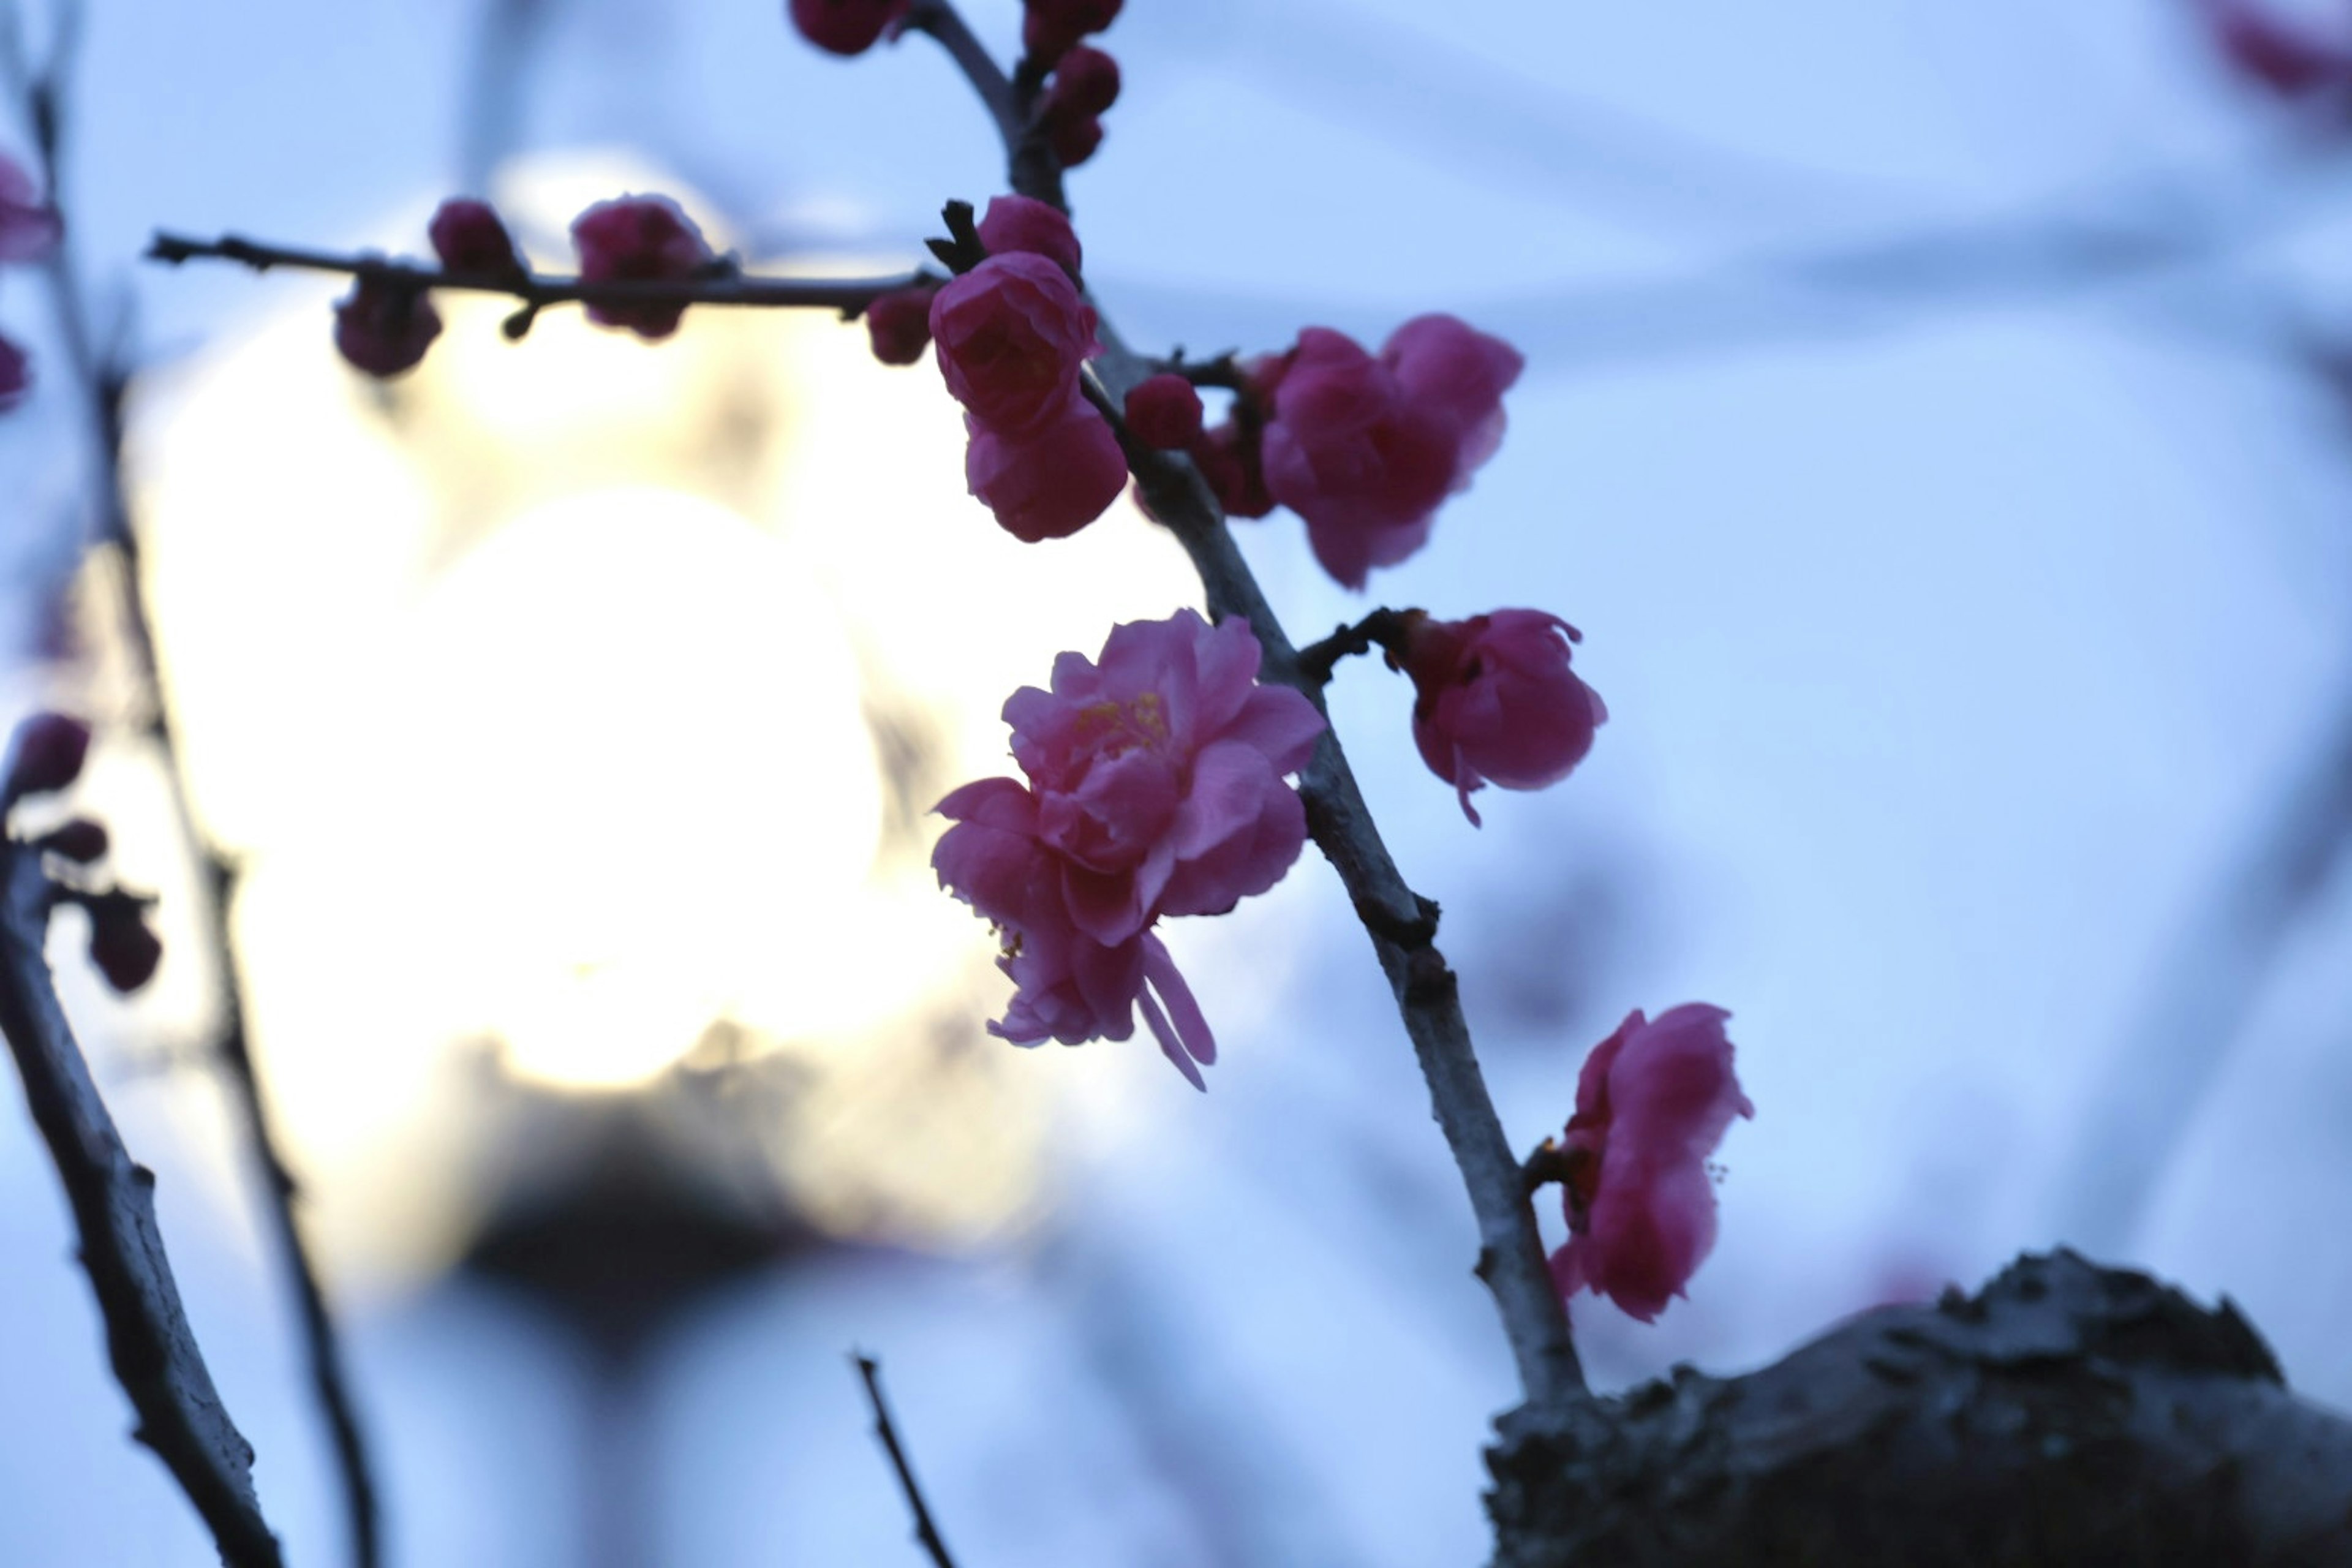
[
  {"x1": 1044, "y1": 46, "x2": 1120, "y2": 118},
  {"x1": 5, "y1": 712, "x2": 91, "y2": 800},
  {"x1": 84, "y1": 893, "x2": 162, "y2": 994},
  {"x1": 790, "y1": 0, "x2": 911, "y2": 57},
  {"x1": 1123, "y1": 373, "x2": 1204, "y2": 450},
  {"x1": 864, "y1": 285, "x2": 938, "y2": 366},
  {"x1": 1044, "y1": 111, "x2": 1104, "y2": 168},
  {"x1": 429, "y1": 198, "x2": 528, "y2": 281},
  {"x1": 334, "y1": 275, "x2": 443, "y2": 379},
  {"x1": 39, "y1": 819, "x2": 109, "y2": 863}
]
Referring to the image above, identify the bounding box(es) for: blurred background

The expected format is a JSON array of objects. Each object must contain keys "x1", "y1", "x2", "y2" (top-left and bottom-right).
[{"x1": 4, "y1": 0, "x2": 2352, "y2": 1561}]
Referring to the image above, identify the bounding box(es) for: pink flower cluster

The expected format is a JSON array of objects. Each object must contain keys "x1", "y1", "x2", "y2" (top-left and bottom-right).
[
  {"x1": 929, "y1": 197, "x2": 1128, "y2": 541},
  {"x1": 1398, "y1": 609, "x2": 1606, "y2": 825},
  {"x1": 1550, "y1": 1005, "x2": 1752, "y2": 1322},
  {"x1": 932, "y1": 611, "x2": 1325, "y2": 1088},
  {"x1": 1, "y1": 153, "x2": 63, "y2": 412},
  {"x1": 1192, "y1": 315, "x2": 1523, "y2": 589}
]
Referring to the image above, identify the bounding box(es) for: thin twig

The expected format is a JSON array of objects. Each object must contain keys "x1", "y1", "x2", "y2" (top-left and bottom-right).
[
  {"x1": 1296, "y1": 608, "x2": 1414, "y2": 690},
  {"x1": 0, "y1": 842, "x2": 284, "y2": 1568},
  {"x1": 147, "y1": 232, "x2": 929, "y2": 320},
  {"x1": 853, "y1": 1354, "x2": 959, "y2": 1568},
  {"x1": 911, "y1": 2, "x2": 1586, "y2": 1409}
]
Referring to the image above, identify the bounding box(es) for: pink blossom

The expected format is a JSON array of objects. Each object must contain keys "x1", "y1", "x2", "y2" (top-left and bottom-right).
[
  {"x1": 1023, "y1": 0, "x2": 1121, "y2": 66},
  {"x1": 863, "y1": 284, "x2": 938, "y2": 366},
  {"x1": 929, "y1": 252, "x2": 1099, "y2": 435},
  {"x1": 4, "y1": 712, "x2": 90, "y2": 801},
  {"x1": 963, "y1": 391, "x2": 1128, "y2": 541},
  {"x1": 2197, "y1": 0, "x2": 2352, "y2": 97},
  {"x1": 1259, "y1": 315, "x2": 1523, "y2": 589},
  {"x1": 976, "y1": 194, "x2": 1082, "y2": 276},
  {"x1": 570, "y1": 194, "x2": 715, "y2": 341},
  {"x1": 333, "y1": 275, "x2": 443, "y2": 379},
  {"x1": 789, "y1": 0, "x2": 911, "y2": 56},
  {"x1": 933, "y1": 611, "x2": 1325, "y2": 1087},
  {"x1": 1400, "y1": 609, "x2": 1605, "y2": 825},
  {"x1": 429, "y1": 198, "x2": 527, "y2": 280},
  {"x1": 1191, "y1": 419, "x2": 1275, "y2": 518},
  {"x1": 0, "y1": 333, "x2": 26, "y2": 413},
  {"x1": 0, "y1": 153, "x2": 61, "y2": 262},
  {"x1": 1550, "y1": 1005, "x2": 1753, "y2": 1322},
  {"x1": 1124, "y1": 373, "x2": 1204, "y2": 450}
]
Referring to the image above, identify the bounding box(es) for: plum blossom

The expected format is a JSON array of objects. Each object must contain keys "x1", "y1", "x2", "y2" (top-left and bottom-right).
[
  {"x1": 570, "y1": 194, "x2": 715, "y2": 341},
  {"x1": 429, "y1": 198, "x2": 527, "y2": 281},
  {"x1": 1123, "y1": 372, "x2": 1204, "y2": 450},
  {"x1": 333, "y1": 275, "x2": 442, "y2": 379},
  {"x1": 1549, "y1": 1005, "x2": 1753, "y2": 1322},
  {"x1": 1398, "y1": 609, "x2": 1605, "y2": 825},
  {"x1": 863, "y1": 284, "x2": 939, "y2": 366},
  {"x1": 976, "y1": 194, "x2": 1082, "y2": 276},
  {"x1": 963, "y1": 393, "x2": 1128, "y2": 541},
  {"x1": 1258, "y1": 315, "x2": 1523, "y2": 589},
  {"x1": 1038, "y1": 45, "x2": 1120, "y2": 166},
  {"x1": 933, "y1": 610, "x2": 1325, "y2": 1088},
  {"x1": 790, "y1": 0, "x2": 911, "y2": 56}
]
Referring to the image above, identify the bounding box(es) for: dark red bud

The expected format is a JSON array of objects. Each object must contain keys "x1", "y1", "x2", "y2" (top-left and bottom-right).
[
  {"x1": 864, "y1": 285, "x2": 938, "y2": 366},
  {"x1": 5, "y1": 712, "x2": 91, "y2": 801},
  {"x1": 334, "y1": 276, "x2": 443, "y2": 379},
  {"x1": 1044, "y1": 46, "x2": 1120, "y2": 118},
  {"x1": 429, "y1": 198, "x2": 527, "y2": 281},
  {"x1": 39, "y1": 819, "x2": 109, "y2": 863},
  {"x1": 83, "y1": 892, "x2": 162, "y2": 993}
]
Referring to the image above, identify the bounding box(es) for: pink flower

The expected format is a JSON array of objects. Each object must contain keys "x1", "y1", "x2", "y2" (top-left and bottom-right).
[
  {"x1": 976, "y1": 194, "x2": 1082, "y2": 276},
  {"x1": 1259, "y1": 315, "x2": 1523, "y2": 589},
  {"x1": 963, "y1": 390, "x2": 1128, "y2": 541},
  {"x1": 429, "y1": 198, "x2": 527, "y2": 281},
  {"x1": 2197, "y1": 0, "x2": 2352, "y2": 97},
  {"x1": 1191, "y1": 419, "x2": 1275, "y2": 519},
  {"x1": 789, "y1": 0, "x2": 911, "y2": 56},
  {"x1": 1038, "y1": 45, "x2": 1120, "y2": 166},
  {"x1": 933, "y1": 610, "x2": 1325, "y2": 1087},
  {"x1": 1123, "y1": 372, "x2": 1204, "y2": 450},
  {"x1": 0, "y1": 153, "x2": 62, "y2": 263},
  {"x1": 1550, "y1": 1005, "x2": 1753, "y2": 1322},
  {"x1": 333, "y1": 275, "x2": 443, "y2": 379},
  {"x1": 570, "y1": 194, "x2": 715, "y2": 341},
  {"x1": 0, "y1": 333, "x2": 26, "y2": 413},
  {"x1": 1023, "y1": 0, "x2": 1121, "y2": 66},
  {"x1": 864, "y1": 284, "x2": 939, "y2": 366},
  {"x1": 1400, "y1": 609, "x2": 1605, "y2": 825},
  {"x1": 929, "y1": 252, "x2": 1099, "y2": 436}
]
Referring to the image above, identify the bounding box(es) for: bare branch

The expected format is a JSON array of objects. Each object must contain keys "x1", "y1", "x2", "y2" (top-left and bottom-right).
[
  {"x1": 853, "y1": 1354, "x2": 959, "y2": 1568},
  {"x1": 0, "y1": 842, "x2": 284, "y2": 1568}
]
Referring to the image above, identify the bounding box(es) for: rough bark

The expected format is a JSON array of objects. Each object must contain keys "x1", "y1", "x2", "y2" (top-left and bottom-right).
[{"x1": 1487, "y1": 1250, "x2": 2352, "y2": 1567}]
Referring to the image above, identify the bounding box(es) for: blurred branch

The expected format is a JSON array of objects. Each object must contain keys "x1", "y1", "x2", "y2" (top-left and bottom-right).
[
  {"x1": 0, "y1": 842, "x2": 284, "y2": 1568},
  {"x1": 147, "y1": 231, "x2": 930, "y2": 323},
  {"x1": 9, "y1": 31, "x2": 389, "y2": 1567},
  {"x1": 909, "y1": 0, "x2": 1586, "y2": 1415},
  {"x1": 853, "y1": 1354, "x2": 960, "y2": 1568}
]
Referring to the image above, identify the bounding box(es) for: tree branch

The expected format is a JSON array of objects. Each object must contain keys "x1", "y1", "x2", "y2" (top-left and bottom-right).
[
  {"x1": 147, "y1": 232, "x2": 929, "y2": 322},
  {"x1": 0, "y1": 842, "x2": 284, "y2": 1568},
  {"x1": 853, "y1": 1353, "x2": 959, "y2": 1568}
]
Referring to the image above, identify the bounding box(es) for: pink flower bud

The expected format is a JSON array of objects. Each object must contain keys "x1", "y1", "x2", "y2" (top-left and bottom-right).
[
  {"x1": 1550, "y1": 1006, "x2": 1752, "y2": 1322},
  {"x1": 1044, "y1": 45, "x2": 1121, "y2": 118},
  {"x1": 1189, "y1": 420, "x2": 1275, "y2": 519},
  {"x1": 1044, "y1": 110, "x2": 1105, "y2": 167},
  {"x1": 0, "y1": 333, "x2": 27, "y2": 413},
  {"x1": 2199, "y1": 0, "x2": 2352, "y2": 97},
  {"x1": 1123, "y1": 373, "x2": 1204, "y2": 450},
  {"x1": 789, "y1": 0, "x2": 911, "y2": 56},
  {"x1": 429, "y1": 197, "x2": 527, "y2": 280},
  {"x1": 864, "y1": 284, "x2": 938, "y2": 366},
  {"x1": 1400, "y1": 610, "x2": 1604, "y2": 825},
  {"x1": 570, "y1": 194, "x2": 715, "y2": 341},
  {"x1": 4, "y1": 712, "x2": 91, "y2": 800},
  {"x1": 976, "y1": 194, "x2": 1082, "y2": 275},
  {"x1": 85, "y1": 893, "x2": 162, "y2": 994},
  {"x1": 1022, "y1": 0, "x2": 1121, "y2": 64},
  {"x1": 39, "y1": 819, "x2": 109, "y2": 863},
  {"x1": 333, "y1": 275, "x2": 443, "y2": 379},
  {"x1": 929, "y1": 251, "x2": 1099, "y2": 435},
  {"x1": 0, "y1": 154, "x2": 62, "y2": 263},
  {"x1": 963, "y1": 393, "x2": 1128, "y2": 541}
]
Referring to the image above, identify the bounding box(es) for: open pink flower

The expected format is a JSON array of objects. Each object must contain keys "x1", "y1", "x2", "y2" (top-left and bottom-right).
[
  {"x1": 570, "y1": 194, "x2": 714, "y2": 341},
  {"x1": 1400, "y1": 609, "x2": 1605, "y2": 825},
  {"x1": 1550, "y1": 1005, "x2": 1753, "y2": 1323},
  {"x1": 0, "y1": 154, "x2": 61, "y2": 262},
  {"x1": 1259, "y1": 315, "x2": 1523, "y2": 589},
  {"x1": 930, "y1": 251, "x2": 1099, "y2": 435},
  {"x1": 933, "y1": 611, "x2": 1325, "y2": 1087}
]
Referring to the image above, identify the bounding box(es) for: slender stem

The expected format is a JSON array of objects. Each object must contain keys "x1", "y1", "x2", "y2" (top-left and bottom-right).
[
  {"x1": 0, "y1": 843, "x2": 285, "y2": 1568},
  {"x1": 908, "y1": 0, "x2": 1586, "y2": 1407},
  {"x1": 1297, "y1": 608, "x2": 1415, "y2": 690},
  {"x1": 148, "y1": 232, "x2": 929, "y2": 318},
  {"x1": 853, "y1": 1354, "x2": 959, "y2": 1568},
  {"x1": 900, "y1": 0, "x2": 1066, "y2": 212}
]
